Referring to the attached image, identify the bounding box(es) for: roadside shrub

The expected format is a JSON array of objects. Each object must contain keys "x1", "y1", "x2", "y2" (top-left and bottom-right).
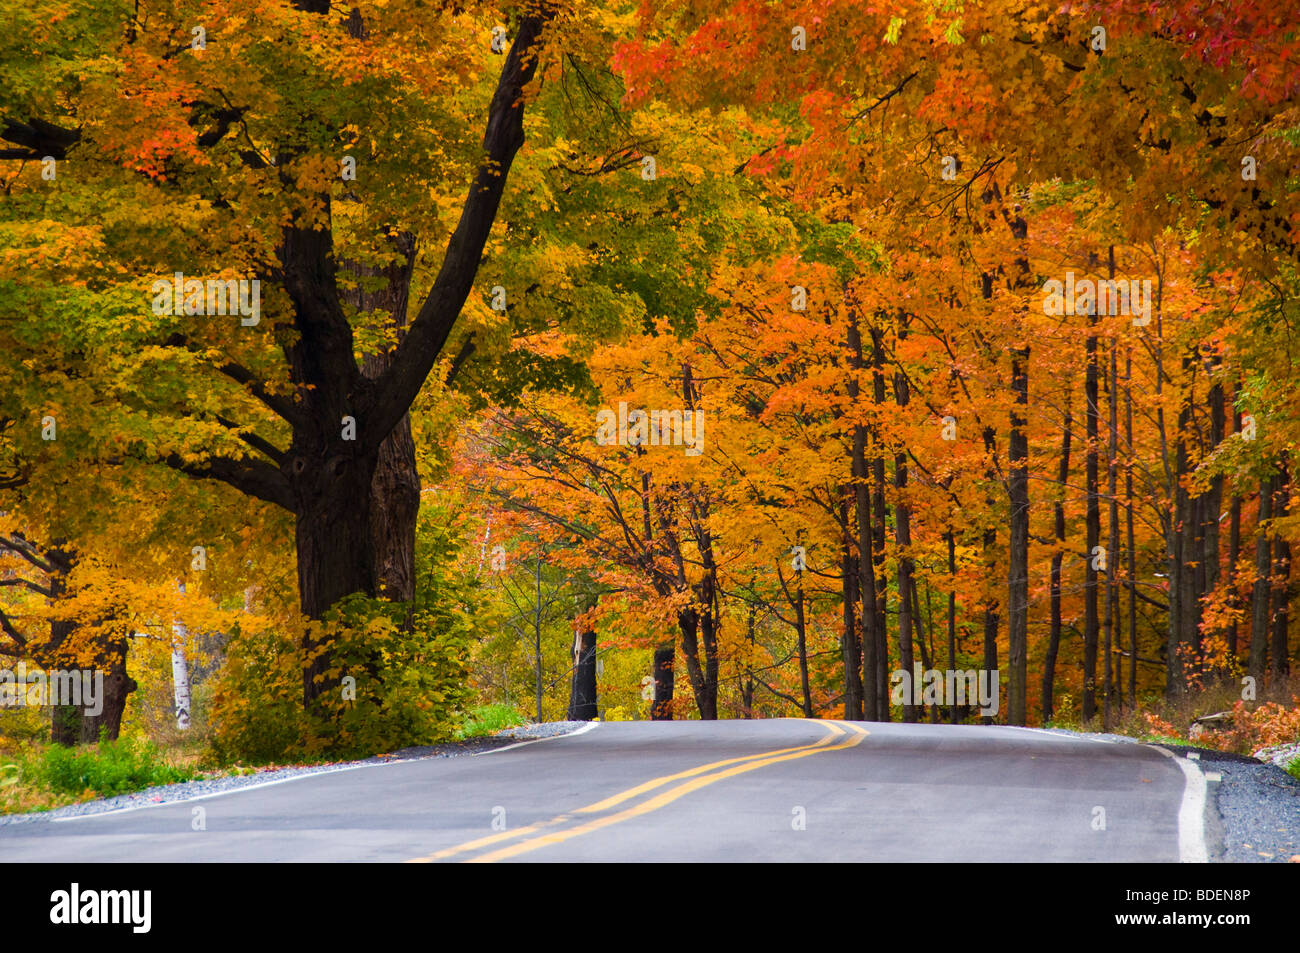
[
  {"x1": 1213, "y1": 697, "x2": 1300, "y2": 754},
  {"x1": 210, "y1": 593, "x2": 474, "y2": 763}
]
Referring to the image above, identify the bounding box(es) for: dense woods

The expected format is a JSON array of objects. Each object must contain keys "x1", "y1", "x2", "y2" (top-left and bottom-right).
[{"x1": 2, "y1": 0, "x2": 1299, "y2": 768}]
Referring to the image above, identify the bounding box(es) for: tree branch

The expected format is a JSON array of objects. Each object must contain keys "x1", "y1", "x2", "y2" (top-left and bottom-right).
[
  {"x1": 163, "y1": 453, "x2": 293, "y2": 511},
  {"x1": 366, "y1": 6, "x2": 556, "y2": 450}
]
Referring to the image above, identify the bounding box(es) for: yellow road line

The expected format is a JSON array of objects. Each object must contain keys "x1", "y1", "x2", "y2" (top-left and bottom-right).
[
  {"x1": 407, "y1": 720, "x2": 848, "y2": 863},
  {"x1": 466, "y1": 722, "x2": 869, "y2": 863},
  {"x1": 576, "y1": 720, "x2": 845, "y2": 814}
]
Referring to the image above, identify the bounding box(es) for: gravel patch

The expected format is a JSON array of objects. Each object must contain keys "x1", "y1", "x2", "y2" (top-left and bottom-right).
[
  {"x1": 498, "y1": 720, "x2": 591, "y2": 740},
  {"x1": 0, "y1": 721, "x2": 596, "y2": 826},
  {"x1": 1189, "y1": 748, "x2": 1300, "y2": 863},
  {"x1": 1017, "y1": 728, "x2": 1300, "y2": 862}
]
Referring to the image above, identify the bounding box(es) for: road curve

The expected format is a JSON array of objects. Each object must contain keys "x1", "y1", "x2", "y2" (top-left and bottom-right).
[{"x1": 2, "y1": 720, "x2": 1209, "y2": 862}]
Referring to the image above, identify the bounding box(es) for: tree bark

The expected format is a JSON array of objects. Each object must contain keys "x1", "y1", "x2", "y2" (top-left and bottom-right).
[
  {"x1": 869, "y1": 325, "x2": 890, "y2": 719},
  {"x1": 1249, "y1": 476, "x2": 1273, "y2": 675},
  {"x1": 1043, "y1": 399, "x2": 1071, "y2": 724},
  {"x1": 567, "y1": 623, "x2": 598, "y2": 721},
  {"x1": 894, "y1": 316, "x2": 918, "y2": 723},
  {"x1": 1271, "y1": 460, "x2": 1291, "y2": 678},
  {"x1": 1084, "y1": 292, "x2": 1100, "y2": 719},
  {"x1": 840, "y1": 492, "x2": 863, "y2": 719},
  {"x1": 651, "y1": 643, "x2": 674, "y2": 720},
  {"x1": 1007, "y1": 345, "x2": 1029, "y2": 726}
]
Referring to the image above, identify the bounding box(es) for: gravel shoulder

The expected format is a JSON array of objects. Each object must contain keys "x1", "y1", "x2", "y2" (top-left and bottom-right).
[
  {"x1": 0, "y1": 721, "x2": 594, "y2": 826},
  {"x1": 1041, "y1": 726, "x2": 1300, "y2": 863}
]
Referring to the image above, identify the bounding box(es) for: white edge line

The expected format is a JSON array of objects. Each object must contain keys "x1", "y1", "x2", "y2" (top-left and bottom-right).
[
  {"x1": 475, "y1": 720, "x2": 599, "y2": 756},
  {"x1": 1150, "y1": 746, "x2": 1210, "y2": 863},
  {"x1": 996, "y1": 725, "x2": 1120, "y2": 744}
]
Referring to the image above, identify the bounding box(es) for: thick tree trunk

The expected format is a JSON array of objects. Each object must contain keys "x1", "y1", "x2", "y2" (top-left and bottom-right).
[
  {"x1": 567, "y1": 624, "x2": 598, "y2": 721},
  {"x1": 651, "y1": 643, "x2": 674, "y2": 720},
  {"x1": 79, "y1": 631, "x2": 136, "y2": 744},
  {"x1": 48, "y1": 616, "x2": 82, "y2": 747},
  {"x1": 678, "y1": 608, "x2": 717, "y2": 720},
  {"x1": 294, "y1": 457, "x2": 379, "y2": 707},
  {"x1": 345, "y1": 232, "x2": 420, "y2": 605}
]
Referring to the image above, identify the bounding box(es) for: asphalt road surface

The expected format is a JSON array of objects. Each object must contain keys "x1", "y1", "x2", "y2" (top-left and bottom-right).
[{"x1": 3, "y1": 720, "x2": 1212, "y2": 862}]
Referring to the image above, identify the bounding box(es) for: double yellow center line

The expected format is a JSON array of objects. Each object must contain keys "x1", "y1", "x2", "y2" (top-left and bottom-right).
[{"x1": 408, "y1": 720, "x2": 868, "y2": 863}]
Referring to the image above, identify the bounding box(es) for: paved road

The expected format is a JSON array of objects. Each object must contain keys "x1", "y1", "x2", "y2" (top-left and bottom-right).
[{"x1": 2, "y1": 720, "x2": 1211, "y2": 862}]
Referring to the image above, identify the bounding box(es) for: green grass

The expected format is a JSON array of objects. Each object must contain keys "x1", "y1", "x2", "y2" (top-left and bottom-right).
[
  {"x1": 1, "y1": 735, "x2": 197, "y2": 813},
  {"x1": 37, "y1": 736, "x2": 195, "y2": 797},
  {"x1": 455, "y1": 704, "x2": 525, "y2": 740},
  {"x1": 1287, "y1": 756, "x2": 1300, "y2": 781}
]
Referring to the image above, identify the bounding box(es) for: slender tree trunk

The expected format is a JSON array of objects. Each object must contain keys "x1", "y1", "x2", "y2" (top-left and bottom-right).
[
  {"x1": 743, "y1": 599, "x2": 756, "y2": 718},
  {"x1": 1043, "y1": 400, "x2": 1072, "y2": 724},
  {"x1": 847, "y1": 316, "x2": 882, "y2": 721},
  {"x1": 1008, "y1": 346, "x2": 1030, "y2": 727},
  {"x1": 981, "y1": 427, "x2": 999, "y2": 725},
  {"x1": 869, "y1": 325, "x2": 890, "y2": 719},
  {"x1": 1084, "y1": 294, "x2": 1100, "y2": 720},
  {"x1": 1271, "y1": 460, "x2": 1292, "y2": 677},
  {"x1": 1105, "y1": 317, "x2": 1120, "y2": 727},
  {"x1": 794, "y1": 569, "x2": 813, "y2": 717},
  {"x1": 1226, "y1": 396, "x2": 1243, "y2": 661},
  {"x1": 1168, "y1": 347, "x2": 1203, "y2": 695},
  {"x1": 1125, "y1": 349, "x2": 1138, "y2": 708},
  {"x1": 947, "y1": 529, "x2": 959, "y2": 724},
  {"x1": 171, "y1": 583, "x2": 192, "y2": 730},
  {"x1": 1249, "y1": 476, "x2": 1274, "y2": 676},
  {"x1": 894, "y1": 318, "x2": 917, "y2": 723},
  {"x1": 840, "y1": 492, "x2": 863, "y2": 719},
  {"x1": 1204, "y1": 371, "x2": 1226, "y2": 662},
  {"x1": 533, "y1": 557, "x2": 543, "y2": 722}
]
